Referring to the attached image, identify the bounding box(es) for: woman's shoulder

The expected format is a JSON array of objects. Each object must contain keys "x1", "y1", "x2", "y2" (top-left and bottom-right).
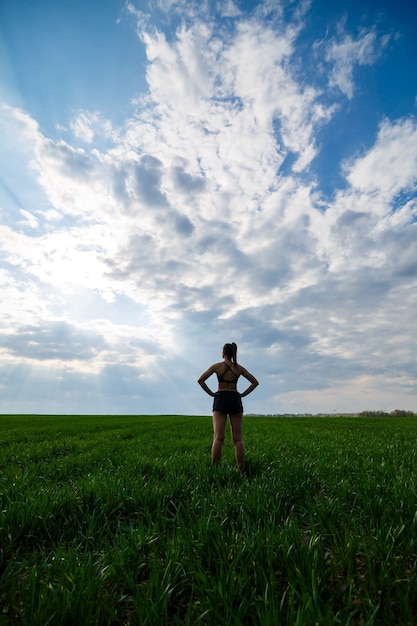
[{"x1": 208, "y1": 361, "x2": 224, "y2": 372}]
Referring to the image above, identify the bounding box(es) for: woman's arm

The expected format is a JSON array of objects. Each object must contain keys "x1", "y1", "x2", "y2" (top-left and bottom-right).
[
  {"x1": 197, "y1": 364, "x2": 217, "y2": 397},
  {"x1": 239, "y1": 367, "x2": 259, "y2": 398}
]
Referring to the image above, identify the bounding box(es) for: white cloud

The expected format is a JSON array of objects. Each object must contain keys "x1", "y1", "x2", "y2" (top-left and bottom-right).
[
  {"x1": 69, "y1": 111, "x2": 115, "y2": 144},
  {"x1": 70, "y1": 112, "x2": 96, "y2": 143},
  {"x1": 346, "y1": 117, "x2": 417, "y2": 198},
  {"x1": 18, "y1": 209, "x2": 39, "y2": 228},
  {"x1": 324, "y1": 25, "x2": 390, "y2": 98},
  {"x1": 219, "y1": 0, "x2": 241, "y2": 18}
]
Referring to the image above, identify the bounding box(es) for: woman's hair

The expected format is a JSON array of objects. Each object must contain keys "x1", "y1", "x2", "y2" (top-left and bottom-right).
[{"x1": 223, "y1": 342, "x2": 238, "y2": 364}]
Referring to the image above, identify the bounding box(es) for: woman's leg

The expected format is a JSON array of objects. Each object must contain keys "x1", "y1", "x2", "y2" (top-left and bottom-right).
[
  {"x1": 212, "y1": 411, "x2": 227, "y2": 465},
  {"x1": 229, "y1": 413, "x2": 245, "y2": 470}
]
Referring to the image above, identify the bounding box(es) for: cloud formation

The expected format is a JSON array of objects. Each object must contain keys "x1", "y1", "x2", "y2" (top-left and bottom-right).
[{"x1": 0, "y1": 0, "x2": 416, "y2": 414}]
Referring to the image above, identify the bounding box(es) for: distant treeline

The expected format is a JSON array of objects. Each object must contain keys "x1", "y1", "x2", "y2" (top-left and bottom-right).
[{"x1": 358, "y1": 409, "x2": 416, "y2": 418}]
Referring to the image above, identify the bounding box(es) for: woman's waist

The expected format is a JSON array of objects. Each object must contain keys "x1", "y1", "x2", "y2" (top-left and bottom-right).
[{"x1": 216, "y1": 388, "x2": 239, "y2": 393}]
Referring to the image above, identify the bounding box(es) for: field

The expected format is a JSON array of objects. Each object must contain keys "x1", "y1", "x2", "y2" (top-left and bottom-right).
[{"x1": 1, "y1": 414, "x2": 417, "y2": 625}]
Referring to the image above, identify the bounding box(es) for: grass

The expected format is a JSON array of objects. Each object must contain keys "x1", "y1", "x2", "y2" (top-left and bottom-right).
[{"x1": 1, "y1": 414, "x2": 417, "y2": 624}]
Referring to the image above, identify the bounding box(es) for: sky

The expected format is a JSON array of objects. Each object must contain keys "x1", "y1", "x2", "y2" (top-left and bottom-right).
[{"x1": 0, "y1": 0, "x2": 416, "y2": 415}]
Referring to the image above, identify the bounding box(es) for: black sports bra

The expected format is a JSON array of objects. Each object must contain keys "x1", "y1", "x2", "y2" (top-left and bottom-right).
[{"x1": 217, "y1": 363, "x2": 240, "y2": 384}]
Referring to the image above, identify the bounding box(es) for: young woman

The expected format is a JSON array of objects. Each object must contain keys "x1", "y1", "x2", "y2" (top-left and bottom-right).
[{"x1": 198, "y1": 342, "x2": 259, "y2": 470}]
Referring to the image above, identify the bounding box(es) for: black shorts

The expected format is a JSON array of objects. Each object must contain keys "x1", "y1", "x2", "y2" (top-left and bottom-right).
[{"x1": 213, "y1": 391, "x2": 243, "y2": 415}]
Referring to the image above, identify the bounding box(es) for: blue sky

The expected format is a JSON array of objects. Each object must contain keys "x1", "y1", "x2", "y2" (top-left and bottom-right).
[{"x1": 0, "y1": 0, "x2": 416, "y2": 415}]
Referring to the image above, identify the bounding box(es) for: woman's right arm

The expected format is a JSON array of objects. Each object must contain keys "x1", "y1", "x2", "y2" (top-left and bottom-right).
[{"x1": 198, "y1": 364, "x2": 217, "y2": 397}]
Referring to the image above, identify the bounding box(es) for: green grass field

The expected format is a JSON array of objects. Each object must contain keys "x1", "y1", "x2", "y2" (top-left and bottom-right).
[{"x1": 1, "y1": 414, "x2": 417, "y2": 625}]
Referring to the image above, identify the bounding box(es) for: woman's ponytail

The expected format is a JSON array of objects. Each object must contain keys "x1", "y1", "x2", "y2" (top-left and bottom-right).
[{"x1": 223, "y1": 342, "x2": 238, "y2": 364}]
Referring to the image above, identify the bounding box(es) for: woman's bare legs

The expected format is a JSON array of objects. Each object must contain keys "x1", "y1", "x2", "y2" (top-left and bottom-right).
[
  {"x1": 212, "y1": 411, "x2": 227, "y2": 465},
  {"x1": 230, "y1": 413, "x2": 245, "y2": 471},
  {"x1": 212, "y1": 411, "x2": 245, "y2": 470}
]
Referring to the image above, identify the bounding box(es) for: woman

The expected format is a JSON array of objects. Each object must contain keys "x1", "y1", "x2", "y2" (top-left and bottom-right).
[{"x1": 198, "y1": 342, "x2": 259, "y2": 470}]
